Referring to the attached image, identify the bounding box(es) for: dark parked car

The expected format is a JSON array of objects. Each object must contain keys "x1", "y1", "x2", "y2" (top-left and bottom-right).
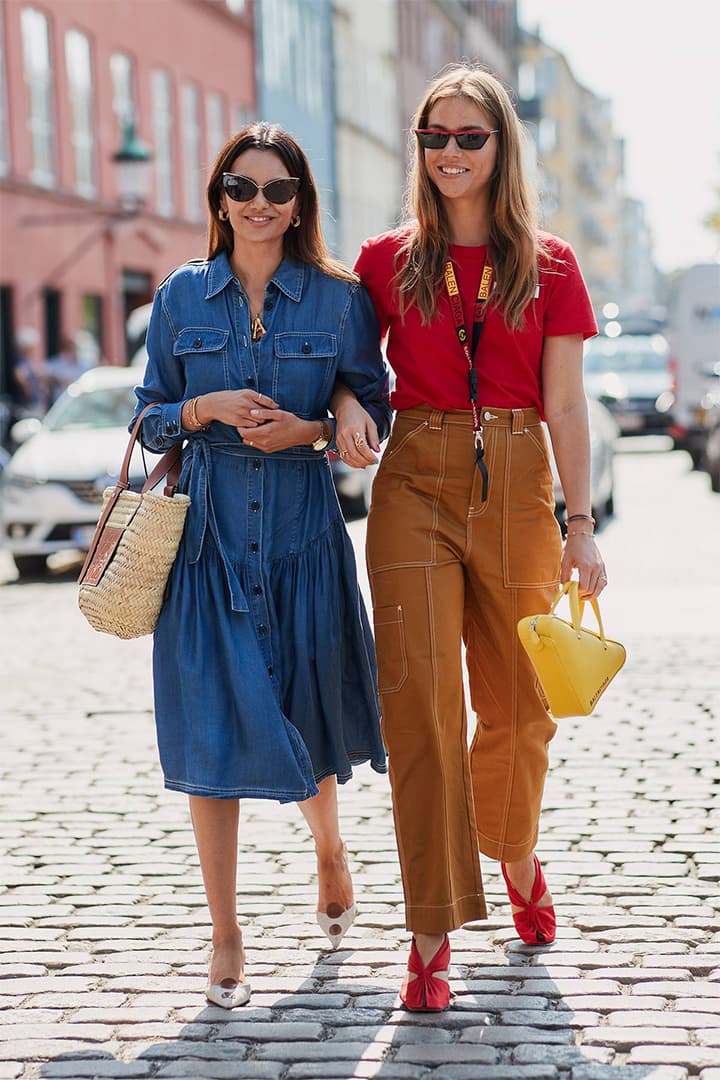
[
  {"x1": 549, "y1": 397, "x2": 618, "y2": 529},
  {"x1": 583, "y1": 331, "x2": 675, "y2": 436}
]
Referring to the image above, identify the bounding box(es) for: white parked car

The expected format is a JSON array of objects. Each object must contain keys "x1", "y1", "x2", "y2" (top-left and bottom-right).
[{"x1": 1, "y1": 366, "x2": 144, "y2": 578}]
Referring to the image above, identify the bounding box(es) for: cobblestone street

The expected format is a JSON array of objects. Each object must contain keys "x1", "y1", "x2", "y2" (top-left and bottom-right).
[{"x1": 2, "y1": 443, "x2": 720, "y2": 1080}]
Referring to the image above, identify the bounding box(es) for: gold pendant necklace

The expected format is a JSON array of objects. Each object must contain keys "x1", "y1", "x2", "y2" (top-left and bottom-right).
[{"x1": 251, "y1": 314, "x2": 266, "y2": 342}]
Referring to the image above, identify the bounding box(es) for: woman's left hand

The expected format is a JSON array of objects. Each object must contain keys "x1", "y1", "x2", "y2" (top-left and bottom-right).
[
  {"x1": 560, "y1": 534, "x2": 607, "y2": 600},
  {"x1": 236, "y1": 408, "x2": 317, "y2": 454},
  {"x1": 334, "y1": 398, "x2": 379, "y2": 468}
]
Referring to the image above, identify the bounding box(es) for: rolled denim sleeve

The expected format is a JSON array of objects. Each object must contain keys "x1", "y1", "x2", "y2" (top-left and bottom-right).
[
  {"x1": 131, "y1": 286, "x2": 189, "y2": 451},
  {"x1": 336, "y1": 283, "x2": 392, "y2": 442}
]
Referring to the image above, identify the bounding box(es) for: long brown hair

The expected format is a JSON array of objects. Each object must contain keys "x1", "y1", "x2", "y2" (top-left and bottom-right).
[
  {"x1": 207, "y1": 122, "x2": 355, "y2": 282},
  {"x1": 395, "y1": 65, "x2": 545, "y2": 330}
]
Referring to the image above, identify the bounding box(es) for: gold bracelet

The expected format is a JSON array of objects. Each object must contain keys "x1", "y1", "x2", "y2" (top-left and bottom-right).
[
  {"x1": 187, "y1": 396, "x2": 208, "y2": 431},
  {"x1": 567, "y1": 530, "x2": 594, "y2": 538}
]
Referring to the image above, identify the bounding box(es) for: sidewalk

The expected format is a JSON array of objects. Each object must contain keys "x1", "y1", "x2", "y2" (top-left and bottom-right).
[{"x1": 2, "y1": 575, "x2": 720, "y2": 1078}]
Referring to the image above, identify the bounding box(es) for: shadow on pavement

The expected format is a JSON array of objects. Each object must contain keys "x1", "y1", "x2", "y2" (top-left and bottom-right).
[{"x1": 38, "y1": 945, "x2": 663, "y2": 1080}]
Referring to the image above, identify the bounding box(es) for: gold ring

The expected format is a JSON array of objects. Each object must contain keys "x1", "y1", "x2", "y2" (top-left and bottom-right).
[
  {"x1": 339, "y1": 449, "x2": 349, "y2": 458},
  {"x1": 353, "y1": 432, "x2": 366, "y2": 447}
]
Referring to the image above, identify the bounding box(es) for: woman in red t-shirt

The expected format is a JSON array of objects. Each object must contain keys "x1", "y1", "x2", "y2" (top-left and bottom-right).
[{"x1": 334, "y1": 64, "x2": 607, "y2": 1010}]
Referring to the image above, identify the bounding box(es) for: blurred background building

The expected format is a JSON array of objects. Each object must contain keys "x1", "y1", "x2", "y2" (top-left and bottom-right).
[{"x1": 0, "y1": 0, "x2": 660, "y2": 426}]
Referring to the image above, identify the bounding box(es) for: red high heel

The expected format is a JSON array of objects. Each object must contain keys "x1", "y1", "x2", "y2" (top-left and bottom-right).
[
  {"x1": 399, "y1": 935, "x2": 451, "y2": 1011},
  {"x1": 501, "y1": 855, "x2": 556, "y2": 944}
]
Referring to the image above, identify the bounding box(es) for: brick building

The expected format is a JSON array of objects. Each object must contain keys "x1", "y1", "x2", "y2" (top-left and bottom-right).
[{"x1": 0, "y1": 0, "x2": 255, "y2": 414}]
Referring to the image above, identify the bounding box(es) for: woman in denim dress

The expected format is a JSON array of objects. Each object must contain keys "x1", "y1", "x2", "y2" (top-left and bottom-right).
[{"x1": 133, "y1": 124, "x2": 391, "y2": 1008}]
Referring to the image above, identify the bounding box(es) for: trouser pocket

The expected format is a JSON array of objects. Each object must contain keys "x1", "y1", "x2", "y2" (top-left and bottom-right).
[
  {"x1": 373, "y1": 604, "x2": 408, "y2": 693},
  {"x1": 502, "y1": 427, "x2": 562, "y2": 588}
]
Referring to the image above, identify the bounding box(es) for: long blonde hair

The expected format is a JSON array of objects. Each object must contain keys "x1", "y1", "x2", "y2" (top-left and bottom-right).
[
  {"x1": 207, "y1": 123, "x2": 355, "y2": 282},
  {"x1": 395, "y1": 65, "x2": 544, "y2": 330}
]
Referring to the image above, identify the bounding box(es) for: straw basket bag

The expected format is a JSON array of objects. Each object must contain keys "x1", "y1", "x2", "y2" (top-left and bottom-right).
[
  {"x1": 77, "y1": 403, "x2": 191, "y2": 639},
  {"x1": 517, "y1": 580, "x2": 626, "y2": 718}
]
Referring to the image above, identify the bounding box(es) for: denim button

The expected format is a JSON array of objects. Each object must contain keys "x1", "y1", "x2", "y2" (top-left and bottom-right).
[
  {"x1": 268, "y1": 282, "x2": 277, "y2": 294},
  {"x1": 251, "y1": 500, "x2": 260, "y2": 511},
  {"x1": 264, "y1": 299, "x2": 274, "y2": 311},
  {"x1": 267, "y1": 665, "x2": 273, "y2": 676},
  {"x1": 253, "y1": 585, "x2": 262, "y2": 595},
  {"x1": 258, "y1": 624, "x2": 267, "y2": 635},
  {"x1": 193, "y1": 337, "x2": 202, "y2": 348},
  {"x1": 246, "y1": 376, "x2": 256, "y2": 386},
  {"x1": 302, "y1": 342, "x2": 312, "y2": 354},
  {"x1": 250, "y1": 542, "x2": 259, "y2": 552},
  {"x1": 252, "y1": 459, "x2": 261, "y2": 470}
]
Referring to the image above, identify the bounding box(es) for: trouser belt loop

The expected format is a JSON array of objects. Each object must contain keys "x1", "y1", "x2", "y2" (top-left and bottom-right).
[
  {"x1": 428, "y1": 410, "x2": 444, "y2": 430},
  {"x1": 511, "y1": 409, "x2": 525, "y2": 435}
]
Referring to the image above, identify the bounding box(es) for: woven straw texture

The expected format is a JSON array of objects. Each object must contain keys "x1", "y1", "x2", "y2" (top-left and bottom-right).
[{"x1": 78, "y1": 487, "x2": 191, "y2": 639}]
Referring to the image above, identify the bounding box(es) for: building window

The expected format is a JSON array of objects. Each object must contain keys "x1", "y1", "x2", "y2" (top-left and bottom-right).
[
  {"x1": 538, "y1": 117, "x2": 558, "y2": 155},
  {"x1": 206, "y1": 92, "x2": 226, "y2": 164},
  {"x1": 151, "y1": 69, "x2": 174, "y2": 216},
  {"x1": 517, "y1": 62, "x2": 536, "y2": 101},
  {"x1": 110, "y1": 51, "x2": 135, "y2": 134},
  {"x1": 65, "y1": 29, "x2": 95, "y2": 197},
  {"x1": 81, "y1": 293, "x2": 103, "y2": 363},
  {"x1": 0, "y1": 3, "x2": 9, "y2": 175},
  {"x1": 43, "y1": 287, "x2": 62, "y2": 360},
  {"x1": 21, "y1": 6, "x2": 55, "y2": 185},
  {"x1": 262, "y1": 0, "x2": 324, "y2": 116},
  {"x1": 181, "y1": 83, "x2": 203, "y2": 221}
]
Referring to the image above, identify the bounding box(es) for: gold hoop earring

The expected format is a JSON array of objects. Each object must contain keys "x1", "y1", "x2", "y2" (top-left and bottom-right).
[
  {"x1": 218, "y1": 208, "x2": 229, "y2": 222},
  {"x1": 291, "y1": 215, "x2": 301, "y2": 228}
]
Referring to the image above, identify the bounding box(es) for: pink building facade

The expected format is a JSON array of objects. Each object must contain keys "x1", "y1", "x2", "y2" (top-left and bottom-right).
[{"x1": 0, "y1": 0, "x2": 255, "y2": 407}]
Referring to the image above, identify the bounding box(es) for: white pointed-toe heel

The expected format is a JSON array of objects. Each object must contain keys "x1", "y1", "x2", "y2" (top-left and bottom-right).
[
  {"x1": 205, "y1": 977, "x2": 252, "y2": 1009},
  {"x1": 316, "y1": 902, "x2": 357, "y2": 949}
]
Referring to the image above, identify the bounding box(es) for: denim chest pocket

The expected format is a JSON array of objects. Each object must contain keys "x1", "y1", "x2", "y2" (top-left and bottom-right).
[
  {"x1": 272, "y1": 332, "x2": 337, "y2": 417},
  {"x1": 174, "y1": 327, "x2": 230, "y2": 393}
]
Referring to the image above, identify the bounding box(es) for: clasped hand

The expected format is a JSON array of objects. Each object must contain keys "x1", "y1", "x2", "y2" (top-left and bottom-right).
[{"x1": 199, "y1": 389, "x2": 313, "y2": 454}]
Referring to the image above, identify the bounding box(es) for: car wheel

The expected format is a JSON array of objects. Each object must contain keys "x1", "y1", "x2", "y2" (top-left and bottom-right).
[{"x1": 12, "y1": 554, "x2": 48, "y2": 578}]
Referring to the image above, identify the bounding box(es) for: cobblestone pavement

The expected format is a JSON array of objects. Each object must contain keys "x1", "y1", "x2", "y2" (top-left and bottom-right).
[{"x1": 1, "y1": 445, "x2": 720, "y2": 1080}]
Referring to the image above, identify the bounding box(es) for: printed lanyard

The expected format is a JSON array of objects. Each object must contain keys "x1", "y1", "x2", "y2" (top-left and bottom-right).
[{"x1": 444, "y1": 259, "x2": 494, "y2": 500}]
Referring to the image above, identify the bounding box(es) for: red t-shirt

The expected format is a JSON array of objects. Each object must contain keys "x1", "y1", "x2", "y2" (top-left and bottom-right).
[{"x1": 354, "y1": 226, "x2": 597, "y2": 414}]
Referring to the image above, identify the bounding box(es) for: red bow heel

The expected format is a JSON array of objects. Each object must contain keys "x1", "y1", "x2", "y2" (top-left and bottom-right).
[
  {"x1": 399, "y1": 935, "x2": 451, "y2": 1011},
  {"x1": 501, "y1": 855, "x2": 556, "y2": 944}
]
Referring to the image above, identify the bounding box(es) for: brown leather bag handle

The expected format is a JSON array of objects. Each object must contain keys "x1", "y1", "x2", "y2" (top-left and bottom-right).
[{"x1": 78, "y1": 404, "x2": 183, "y2": 585}]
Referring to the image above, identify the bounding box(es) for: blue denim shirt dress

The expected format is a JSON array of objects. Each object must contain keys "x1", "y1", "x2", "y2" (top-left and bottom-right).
[{"x1": 133, "y1": 250, "x2": 392, "y2": 802}]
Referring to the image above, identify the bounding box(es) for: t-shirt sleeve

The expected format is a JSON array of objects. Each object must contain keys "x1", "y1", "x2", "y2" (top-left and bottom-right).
[
  {"x1": 541, "y1": 240, "x2": 598, "y2": 340},
  {"x1": 354, "y1": 237, "x2": 391, "y2": 339}
]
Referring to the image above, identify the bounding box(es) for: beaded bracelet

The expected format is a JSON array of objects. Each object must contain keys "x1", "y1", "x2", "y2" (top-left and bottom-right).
[{"x1": 567, "y1": 530, "x2": 595, "y2": 538}]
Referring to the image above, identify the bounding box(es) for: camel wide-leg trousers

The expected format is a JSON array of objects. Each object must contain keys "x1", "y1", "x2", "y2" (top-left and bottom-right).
[{"x1": 366, "y1": 406, "x2": 563, "y2": 934}]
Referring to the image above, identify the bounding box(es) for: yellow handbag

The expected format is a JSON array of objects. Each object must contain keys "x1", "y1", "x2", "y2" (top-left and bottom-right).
[{"x1": 517, "y1": 581, "x2": 626, "y2": 718}]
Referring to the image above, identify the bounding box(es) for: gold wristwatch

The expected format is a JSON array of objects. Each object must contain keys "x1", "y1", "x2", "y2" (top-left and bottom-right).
[{"x1": 311, "y1": 419, "x2": 332, "y2": 451}]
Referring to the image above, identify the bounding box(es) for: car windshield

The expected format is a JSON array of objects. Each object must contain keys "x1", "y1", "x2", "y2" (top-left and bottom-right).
[
  {"x1": 584, "y1": 335, "x2": 669, "y2": 375},
  {"x1": 45, "y1": 385, "x2": 136, "y2": 432}
]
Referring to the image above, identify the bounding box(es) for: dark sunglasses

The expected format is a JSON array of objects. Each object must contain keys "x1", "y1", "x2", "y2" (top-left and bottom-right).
[
  {"x1": 221, "y1": 173, "x2": 301, "y2": 204},
  {"x1": 414, "y1": 129, "x2": 499, "y2": 150}
]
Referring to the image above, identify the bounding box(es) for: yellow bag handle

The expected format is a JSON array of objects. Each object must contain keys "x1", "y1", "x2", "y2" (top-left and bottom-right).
[{"x1": 551, "y1": 580, "x2": 607, "y2": 643}]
